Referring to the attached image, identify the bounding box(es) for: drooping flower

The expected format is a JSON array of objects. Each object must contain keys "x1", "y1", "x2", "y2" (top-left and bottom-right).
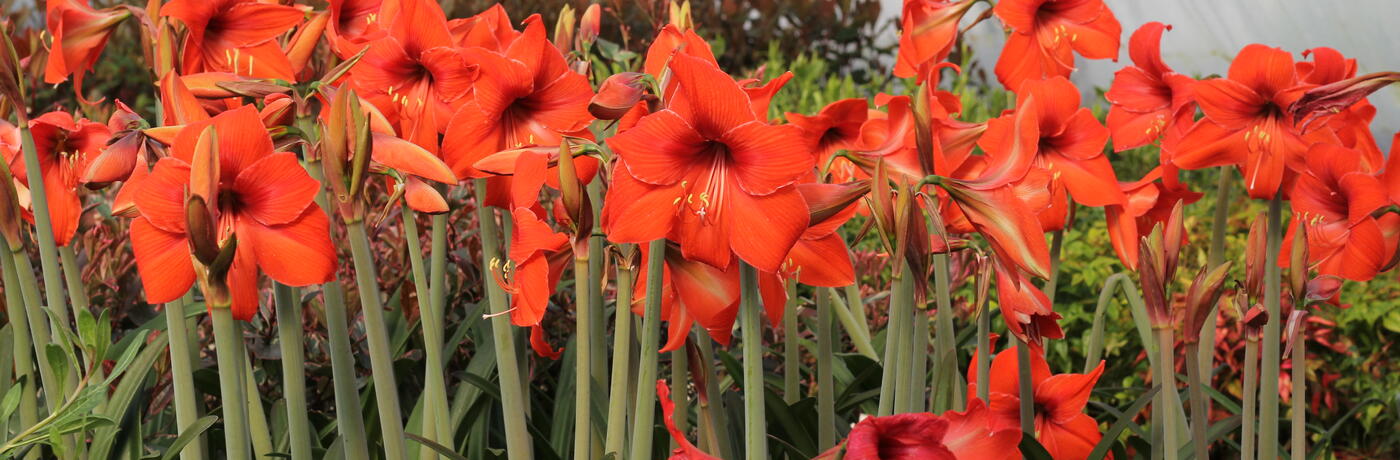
[
  {"x1": 161, "y1": 0, "x2": 305, "y2": 80},
  {"x1": 600, "y1": 53, "x2": 812, "y2": 272},
  {"x1": 657, "y1": 380, "x2": 721, "y2": 460},
  {"x1": 992, "y1": 261, "x2": 1063, "y2": 346},
  {"x1": 1, "y1": 111, "x2": 111, "y2": 247},
  {"x1": 43, "y1": 0, "x2": 130, "y2": 102},
  {"x1": 499, "y1": 207, "x2": 571, "y2": 328},
  {"x1": 894, "y1": 0, "x2": 979, "y2": 80},
  {"x1": 1104, "y1": 22, "x2": 1197, "y2": 154},
  {"x1": 757, "y1": 181, "x2": 867, "y2": 322},
  {"x1": 631, "y1": 239, "x2": 742, "y2": 353},
  {"x1": 129, "y1": 105, "x2": 334, "y2": 319},
  {"x1": 968, "y1": 347, "x2": 1107, "y2": 460},
  {"x1": 837, "y1": 398, "x2": 1022, "y2": 460},
  {"x1": 992, "y1": 0, "x2": 1121, "y2": 91}
]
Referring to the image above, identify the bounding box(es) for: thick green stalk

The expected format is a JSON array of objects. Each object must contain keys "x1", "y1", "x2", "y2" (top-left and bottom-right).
[
  {"x1": 164, "y1": 294, "x2": 206, "y2": 460},
  {"x1": 1199, "y1": 167, "x2": 1232, "y2": 405},
  {"x1": 1242, "y1": 339, "x2": 1260, "y2": 460},
  {"x1": 573, "y1": 247, "x2": 594, "y2": 460},
  {"x1": 1157, "y1": 329, "x2": 1180, "y2": 460},
  {"x1": 1291, "y1": 327, "x2": 1305, "y2": 460},
  {"x1": 878, "y1": 268, "x2": 911, "y2": 416},
  {"x1": 59, "y1": 246, "x2": 87, "y2": 315},
  {"x1": 828, "y1": 287, "x2": 878, "y2": 360},
  {"x1": 346, "y1": 220, "x2": 409, "y2": 460},
  {"x1": 210, "y1": 308, "x2": 249, "y2": 460},
  {"x1": 843, "y1": 282, "x2": 872, "y2": 350},
  {"x1": 239, "y1": 337, "x2": 274, "y2": 458},
  {"x1": 739, "y1": 262, "x2": 767, "y2": 460},
  {"x1": 1015, "y1": 336, "x2": 1035, "y2": 438},
  {"x1": 0, "y1": 238, "x2": 39, "y2": 455},
  {"x1": 694, "y1": 329, "x2": 734, "y2": 459},
  {"x1": 1186, "y1": 343, "x2": 1210, "y2": 460},
  {"x1": 475, "y1": 181, "x2": 533, "y2": 460},
  {"x1": 274, "y1": 283, "x2": 312, "y2": 460},
  {"x1": 1044, "y1": 229, "x2": 1065, "y2": 301},
  {"x1": 669, "y1": 345, "x2": 688, "y2": 450},
  {"x1": 304, "y1": 164, "x2": 370, "y2": 460},
  {"x1": 816, "y1": 288, "x2": 836, "y2": 450},
  {"x1": 907, "y1": 304, "x2": 928, "y2": 414},
  {"x1": 586, "y1": 180, "x2": 609, "y2": 404},
  {"x1": 782, "y1": 279, "x2": 799, "y2": 404},
  {"x1": 629, "y1": 239, "x2": 667, "y2": 460},
  {"x1": 931, "y1": 253, "x2": 960, "y2": 412},
  {"x1": 975, "y1": 286, "x2": 991, "y2": 403},
  {"x1": 1085, "y1": 274, "x2": 1128, "y2": 373},
  {"x1": 9, "y1": 250, "x2": 61, "y2": 414},
  {"x1": 1259, "y1": 196, "x2": 1284, "y2": 460},
  {"x1": 16, "y1": 124, "x2": 70, "y2": 333},
  {"x1": 603, "y1": 246, "x2": 636, "y2": 457},
  {"x1": 403, "y1": 207, "x2": 450, "y2": 458}
]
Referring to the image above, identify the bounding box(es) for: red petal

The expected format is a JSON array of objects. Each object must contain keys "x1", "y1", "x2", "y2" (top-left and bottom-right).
[
  {"x1": 529, "y1": 325, "x2": 563, "y2": 360},
  {"x1": 238, "y1": 209, "x2": 336, "y2": 287},
  {"x1": 1039, "y1": 360, "x2": 1105, "y2": 423},
  {"x1": 600, "y1": 166, "x2": 678, "y2": 243},
  {"x1": 668, "y1": 53, "x2": 755, "y2": 138},
  {"x1": 403, "y1": 176, "x2": 449, "y2": 214},
  {"x1": 1194, "y1": 78, "x2": 1268, "y2": 130},
  {"x1": 232, "y1": 152, "x2": 319, "y2": 226},
  {"x1": 724, "y1": 185, "x2": 808, "y2": 273},
  {"x1": 1228, "y1": 44, "x2": 1297, "y2": 98},
  {"x1": 607, "y1": 110, "x2": 708, "y2": 187},
  {"x1": 134, "y1": 158, "x2": 192, "y2": 234},
  {"x1": 372, "y1": 133, "x2": 457, "y2": 184},
  {"x1": 130, "y1": 217, "x2": 195, "y2": 303},
  {"x1": 227, "y1": 241, "x2": 261, "y2": 321},
  {"x1": 723, "y1": 122, "x2": 812, "y2": 195},
  {"x1": 1128, "y1": 22, "x2": 1172, "y2": 76},
  {"x1": 790, "y1": 234, "x2": 855, "y2": 287}
]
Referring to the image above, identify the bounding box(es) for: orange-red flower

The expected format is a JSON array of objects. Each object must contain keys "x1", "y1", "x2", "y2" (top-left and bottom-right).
[
  {"x1": 631, "y1": 240, "x2": 741, "y2": 353},
  {"x1": 161, "y1": 0, "x2": 305, "y2": 80},
  {"x1": 992, "y1": 261, "x2": 1062, "y2": 345},
  {"x1": 442, "y1": 16, "x2": 595, "y2": 208},
  {"x1": 600, "y1": 53, "x2": 812, "y2": 272},
  {"x1": 757, "y1": 181, "x2": 866, "y2": 321},
  {"x1": 500, "y1": 207, "x2": 571, "y2": 328},
  {"x1": 1104, "y1": 22, "x2": 1196, "y2": 153},
  {"x1": 894, "y1": 0, "x2": 978, "y2": 80},
  {"x1": 1174, "y1": 45, "x2": 1329, "y2": 200},
  {"x1": 1283, "y1": 143, "x2": 1397, "y2": 281},
  {"x1": 787, "y1": 98, "x2": 872, "y2": 184},
  {"x1": 838, "y1": 398, "x2": 1022, "y2": 460},
  {"x1": 992, "y1": 0, "x2": 1121, "y2": 91},
  {"x1": 1, "y1": 111, "x2": 111, "y2": 247},
  {"x1": 129, "y1": 105, "x2": 334, "y2": 319},
  {"x1": 968, "y1": 347, "x2": 1106, "y2": 460},
  {"x1": 44, "y1": 0, "x2": 130, "y2": 101},
  {"x1": 1104, "y1": 167, "x2": 1202, "y2": 268}
]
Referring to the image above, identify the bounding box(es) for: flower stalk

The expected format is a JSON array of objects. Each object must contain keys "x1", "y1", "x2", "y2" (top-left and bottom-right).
[
  {"x1": 604, "y1": 246, "x2": 636, "y2": 457},
  {"x1": 273, "y1": 283, "x2": 312, "y2": 460},
  {"x1": 164, "y1": 293, "x2": 206, "y2": 460},
  {"x1": 739, "y1": 261, "x2": 768, "y2": 460},
  {"x1": 346, "y1": 219, "x2": 409, "y2": 460},
  {"x1": 783, "y1": 279, "x2": 800, "y2": 404},
  {"x1": 629, "y1": 239, "x2": 667, "y2": 459},
  {"x1": 476, "y1": 180, "x2": 533, "y2": 460},
  {"x1": 210, "y1": 308, "x2": 250, "y2": 460},
  {"x1": 403, "y1": 206, "x2": 452, "y2": 459},
  {"x1": 816, "y1": 286, "x2": 836, "y2": 449},
  {"x1": 1258, "y1": 196, "x2": 1285, "y2": 460}
]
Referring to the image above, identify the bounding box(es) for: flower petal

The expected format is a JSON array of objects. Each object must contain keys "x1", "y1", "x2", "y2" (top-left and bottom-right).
[{"x1": 232, "y1": 152, "x2": 319, "y2": 226}]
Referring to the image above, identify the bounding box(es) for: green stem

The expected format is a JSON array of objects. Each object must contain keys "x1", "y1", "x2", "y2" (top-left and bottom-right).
[
  {"x1": 739, "y1": 262, "x2": 767, "y2": 460},
  {"x1": 403, "y1": 207, "x2": 450, "y2": 458},
  {"x1": 573, "y1": 247, "x2": 594, "y2": 460},
  {"x1": 816, "y1": 287, "x2": 835, "y2": 450},
  {"x1": 907, "y1": 303, "x2": 928, "y2": 414},
  {"x1": 475, "y1": 181, "x2": 533, "y2": 460},
  {"x1": 827, "y1": 287, "x2": 878, "y2": 360},
  {"x1": 0, "y1": 238, "x2": 40, "y2": 456},
  {"x1": 669, "y1": 344, "x2": 688, "y2": 451},
  {"x1": 782, "y1": 279, "x2": 799, "y2": 404},
  {"x1": 1259, "y1": 196, "x2": 1284, "y2": 460},
  {"x1": 274, "y1": 283, "x2": 312, "y2": 460},
  {"x1": 586, "y1": 180, "x2": 609, "y2": 407},
  {"x1": 210, "y1": 308, "x2": 249, "y2": 460},
  {"x1": 1291, "y1": 326, "x2": 1305, "y2": 460},
  {"x1": 1199, "y1": 167, "x2": 1232, "y2": 415},
  {"x1": 9, "y1": 249, "x2": 60, "y2": 414},
  {"x1": 16, "y1": 124, "x2": 70, "y2": 336},
  {"x1": 1186, "y1": 343, "x2": 1210, "y2": 460},
  {"x1": 975, "y1": 284, "x2": 991, "y2": 404},
  {"x1": 1015, "y1": 336, "x2": 1035, "y2": 438},
  {"x1": 1157, "y1": 329, "x2": 1180, "y2": 460},
  {"x1": 346, "y1": 220, "x2": 408, "y2": 460},
  {"x1": 239, "y1": 336, "x2": 274, "y2": 459},
  {"x1": 164, "y1": 294, "x2": 206, "y2": 460},
  {"x1": 931, "y1": 253, "x2": 960, "y2": 412},
  {"x1": 1044, "y1": 229, "x2": 1065, "y2": 302},
  {"x1": 603, "y1": 246, "x2": 635, "y2": 458},
  {"x1": 694, "y1": 329, "x2": 734, "y2": 460},
  {"x1": 843, "y1": 282, "x2": 872, "y2": 351},
  {"x1": 59, "y1": 246, "x2": 87, "y2": 315},
  {"x1": 1242, "y1": 339, "x2": 1259, "y2": 460},
  {"x1": 304, "y1": 163, "x2": 370, "y2": 460},
  {"x1": 1085, "y1": 273, "x2": 1128, "y2": 373},
  {"x1": 878, "y1": 268, "x2": 911, "y2": 416},
  {"x1": 629, "y1": 239, "x2": 666, "y2": 460}
]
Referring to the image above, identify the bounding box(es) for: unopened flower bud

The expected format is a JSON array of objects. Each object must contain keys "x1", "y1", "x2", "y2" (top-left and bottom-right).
[{"x1": 589, "y1": 72, "x2": 647, "y2": 120}]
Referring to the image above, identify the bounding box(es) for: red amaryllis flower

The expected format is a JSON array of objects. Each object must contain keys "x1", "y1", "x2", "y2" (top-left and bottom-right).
[
  {"x1": 992, "y1": 0, "x2": 1121, "y2": 91},
  {"x1": 1104, "y1": 167, "x2": 1202, "y2": 268},
  {"x1": 442, "y1": 17, "x2": 595, "y2": 207},
  {"x1": 632, "y1": 240, "x2": 743, "y2": 353},
  {"x1": 129, "y1": 105, "x2": 334, "y2": 319},
  {"x1": 499, "y1": 207, "x2": 571, "y2": 328},
  {"x1": 0, "y1": 111, "x2": 111, "y2": 247},
  {"x1": 993, "y1": 261, "x2": 1063, "y2": 345},
  {"x1": 894, "y1": 0, "x2": 978, "y2": 80},
  {"x1": 787, "y1": 98, "x2": 872, "y2": 184},
  {"x1": 1283, "y1": 144, "x2": 1397, "y2": 281},
  {"x1": 657, "y1": 380, "x2": 721, "y2": 460},
  {"x1": 758, "y1": 181, "x2": 866, "y2": 321},
  {"x1": 1104, "y1": 22, "x2": 1197, "y2": 153},
  {"x1": 838, "y1": 398, "x2": 1022, "y2": 460},
  {"x1": 326, "y1": 0, "x2": 390, "y2": 57},
  {"x1": 1175, "y1": 44, "x2": 1332, "y2": 200},
  {"x1": 984, "y1": 76, "x2": 1123, "y2": 208},
  {"x1": 161, "y1": 0, "x2": 304, "y2": 80},
  {"x1": 601, "y1": 53, "x2": 812, "y2": 272},
  {"x1": 44, "y1": 0, "x2": 129, "y2": 101},
  {"x1": 968, "y1": 347, "x2": 1107, "y2": 460}
]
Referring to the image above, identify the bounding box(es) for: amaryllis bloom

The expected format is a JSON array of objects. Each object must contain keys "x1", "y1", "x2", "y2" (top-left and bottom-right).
[
  {"x1": 602, "y1": 53, "x2": 812, "y2": 272},
  {"x1": 984, "y1": 76, "x2": 1123, "y2": 208},
  {"x1": 894, "y1": 0, "x2": 978, "y2": 80},
  {"x1": 968, "y1": 347, "x2": 1106, "y2": 460},
  {"x1": 1175, "y1": 44, "x2": 1332, "y2": 200},
  {"x1": 787, "y1": 98, "x2": 871, "y2": 184},
  {"x1": 44, "y1": 0, "x2": 129, "y2": 101},
  {"x1": 758, "y1": 181, "x2": 866, "y2": 320},
  {"x1": 86, "y1": 101, "x2": 162, "y2": 188},
  {"x1": 992, "y1": 0, "x2": 1121, "y2": 91},
  {"x1": 442, "y1": 17, "x2": 596, "y2": 207},
  {"x1": 1, "y1": 111, "x2": 111, "y2": 247},
  {"x1": 993, "y1": 261, "x2": 1063, "y2": 345},
  {"x1": 499, "y1": 207, "x2": 571, "y2": 328},
  {"x1": 657, "y1": 380, "x2": 720, "y2": 460},
  {"x1": 326, "y1": 0, "x2": 390, "y2": 57},
  {"x1": 1292, "y1": 48, "x2": 1385, "y2": 163},
  {"x1": 1104, "y1": 22, "x2": 1197, "y2": 153},
  {"x1": 837, "y1": 398, "x2": 1022, "y2": 460},
  {"x1": 1284, "y1": 144, "x2": 1397, "y2": 281},
  {"x1": 1104, "y1": 167, "x2": 1202, "y2": 268},
  {"x1": 130, "y1": 105, "x2": 334, "y2": 319},
  {"x1": 161, "y1": 0, "x2": 305, "y2": 80},
  {"x1": 631, "y1": 240, "x2": 744, "y2": 353}
]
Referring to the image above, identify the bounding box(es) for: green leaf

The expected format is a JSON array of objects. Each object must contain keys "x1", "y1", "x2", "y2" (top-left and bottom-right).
[
  {"x1": 1019, "y1": 434, "x2": 1055, "y2": 460},
  {"x1": 405, "y1": 433, "x2": 468, "y2": 460},
  {"x1": 160, "y1": 416, "x2": 217, "y2": 460},
  {"x1": 45, "y1": 344, "x2": 68, "y2": 391},
  {"x1": 0, "y1": 376, "x2": 23, "y2": 421},
  {"x1": 1087, "y1": 386, "x2": 1161, "y2": 460}
]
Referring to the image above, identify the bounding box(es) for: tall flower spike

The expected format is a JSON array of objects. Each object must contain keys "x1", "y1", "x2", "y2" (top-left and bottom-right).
[{"x1": 1182, "y1": 262, "x2": 1232, "y2": 344}]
